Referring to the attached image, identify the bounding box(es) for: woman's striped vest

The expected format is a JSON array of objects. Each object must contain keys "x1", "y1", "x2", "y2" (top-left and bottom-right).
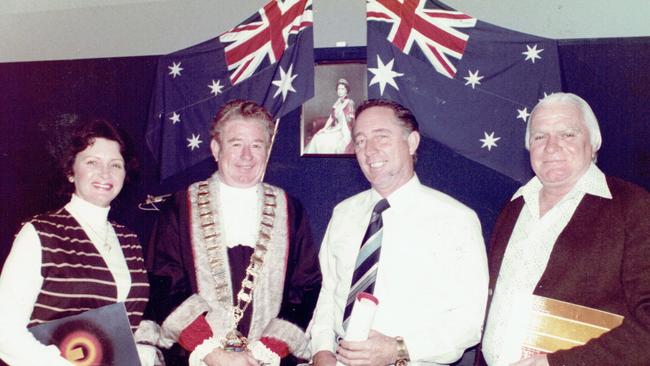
[{"x1": 27, "y1": 208, "x2": 149, "y2": 332}]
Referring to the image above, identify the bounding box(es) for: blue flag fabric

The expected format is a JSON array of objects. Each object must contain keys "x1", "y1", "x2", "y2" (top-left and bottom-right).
[
  {"x1": 146, "y1": 0, "x2": 315, "y2": 180},
  {"x1": 366, "y1": 0, "x2": 562, "y2": 183}
]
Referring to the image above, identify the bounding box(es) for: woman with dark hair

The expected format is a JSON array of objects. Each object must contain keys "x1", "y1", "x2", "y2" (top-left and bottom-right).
[
  {"x1": 0, "y1": 117, "x2": 156, "y2": 365},
  {"x1": 305, "y1": 78, "x2": 355, "y2": 154}
]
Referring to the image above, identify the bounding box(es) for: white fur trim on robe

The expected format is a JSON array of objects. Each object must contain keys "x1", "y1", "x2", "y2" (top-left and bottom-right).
[
  {"x1": 262, "y1": 317, "x2": 311, "y2": 360},
  {"x1": 160, "y1": 293, "x2": 211, "y2": 346},
  {"x1": 188, "y1": 176, "x2": 290, "y2": 347}
]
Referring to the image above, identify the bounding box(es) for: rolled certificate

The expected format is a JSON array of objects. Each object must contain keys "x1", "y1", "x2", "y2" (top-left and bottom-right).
[
  {"x1": 343, "y1": 292, "x2": 379, "y2": 341},
  {"x1": 336, "y1": 293, "x2": 379, "y2": 366}
]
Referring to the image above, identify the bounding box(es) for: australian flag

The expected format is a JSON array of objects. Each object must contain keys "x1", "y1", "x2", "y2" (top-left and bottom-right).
[
  {"x1": 146, "y1": 0, "x2": 315, "y2": 181},
  {"x1": 367, "y1": 0, "x2": 562, "y2": 183}
]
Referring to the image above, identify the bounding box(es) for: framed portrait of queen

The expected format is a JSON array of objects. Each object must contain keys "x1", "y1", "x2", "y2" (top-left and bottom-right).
[{"x1": 301, "y1": 47, "x2": 367, "y2": 157}]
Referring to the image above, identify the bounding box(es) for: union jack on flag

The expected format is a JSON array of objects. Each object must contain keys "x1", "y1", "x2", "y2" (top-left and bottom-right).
[
  {"x1": 367, "y1": 0, "x2": 476, "y2": 78},
  {"x1": 146, "y1": 0, "x2": 314, "y2": 181},
  {"x1": 220, "y1": 0, "x2": 313, "y2": 85},
  {"x1": 367, "y1": 0, "x2": 562, "y2": 183}
]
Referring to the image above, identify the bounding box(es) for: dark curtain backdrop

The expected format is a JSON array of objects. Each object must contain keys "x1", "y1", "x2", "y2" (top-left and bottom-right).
[{"x1": 1, "y1": 38, "x2": 649, "y2": 268}]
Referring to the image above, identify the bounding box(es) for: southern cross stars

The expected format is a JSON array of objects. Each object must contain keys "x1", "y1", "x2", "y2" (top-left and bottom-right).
[
  {"x1": 187, "y1": 134, "x2": 202, "y2": 150},
  {"x1": 208, "y1": 80, "x2": 224, "y2": 96},
  {"x1": 168, "y1": 61, "x2": 183, "y2": 78},
  {"x1": 272, "y1": 64, "x2": 298, "y2": 101},
  {"x1": 480, "y1": 131, "x2": 501, "y2": 151},
  {"x1": 516, "y1": 107, "x2": 530, "y2": 122},
  {"x1": 169, "y1": 112, "x2": 181, "y2": 125},
  {"x1": 368, "y1": 55, "x2": 404, "y2": 96},
  {"x1": 522, "y1": 44, "x2": 543, "y2": 63},
  {"x1": 464, "y1": 70, "x2": 483, "y2": 89}
]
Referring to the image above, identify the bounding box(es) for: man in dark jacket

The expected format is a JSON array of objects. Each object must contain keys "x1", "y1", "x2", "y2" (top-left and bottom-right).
[{"x1": 479, "y1": 93, "x2": 650, "y2": 366}]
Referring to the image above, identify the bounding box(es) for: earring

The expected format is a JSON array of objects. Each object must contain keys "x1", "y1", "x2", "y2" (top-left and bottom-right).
[{"x1": 68, "y1": 176, "x2": 74, "y2": 183}]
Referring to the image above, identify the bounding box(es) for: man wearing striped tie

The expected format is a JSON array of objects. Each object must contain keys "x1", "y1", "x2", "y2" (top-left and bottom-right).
[{"x1": 309, "y1": 99, "x2": 489, "y2": 366}]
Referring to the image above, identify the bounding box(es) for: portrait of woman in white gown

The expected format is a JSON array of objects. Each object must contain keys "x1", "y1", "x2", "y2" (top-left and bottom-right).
[{"x1": 304, "y1": 78, "x2": 355, "y2": 154}]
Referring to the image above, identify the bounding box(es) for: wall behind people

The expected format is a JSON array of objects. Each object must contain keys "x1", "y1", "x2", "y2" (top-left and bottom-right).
[
  {"x1": 2, "y1": 38, "x2": 650, "y2": 268},
  {"x1": 558, "y1": 37, "x2": 650, "y2": 187},
  {"x1": 1, "y1": 0, "x2": 649, "y2": 63}
]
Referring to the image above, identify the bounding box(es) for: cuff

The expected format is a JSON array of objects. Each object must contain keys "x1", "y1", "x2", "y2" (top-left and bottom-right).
[
  {"x1": 133, "y1": 320, "x2": 174, "y2": 362},
  {"x1": 250, "y1": 340, "x2": 281, "y2": 366},
  {"x1": 136, "y1": 344, "x2": 165, "y2": 366},
  {"x1": 310, "y1": 330, "x2": 337, "y2": 356},
  {"x1": 160, "y1": 294, "x2": 211, "y2": 345},
  {"x1": 179, "y1": 315, "x2": 214, "y2": 352},
  {"x1": 188, "y1": 337, "x2": 221, "y2": 366},
  {"x1": 134, "y1": 320, "x2": 168, "y2": 348},
  {"x1": 261, "y1": 318, "x2": 311, "y2": 360},
  {"x1": 260, "y1": 337, "x2": 290, "y2": 358}
]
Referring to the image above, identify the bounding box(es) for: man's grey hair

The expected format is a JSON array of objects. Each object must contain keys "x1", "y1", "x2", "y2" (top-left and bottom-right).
[{"x1": 525, "y1": 93, "x2": 602, "y2": 159}]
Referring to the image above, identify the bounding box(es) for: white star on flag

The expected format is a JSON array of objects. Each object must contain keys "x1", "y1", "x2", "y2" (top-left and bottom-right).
[
  {"x1": 168, "y1": 62, "x2": 183, "y2": 78},
  {"x1": 480, "y1": 131, "x2": 501, "y2": 151},
  {"x1": 368, "y1": 55, "x2": 404, "y2": 96},
  {"x1": 464, "y1": 70, "x2": 483, "y2": 89},
  {"x1": 169, "y1": 112, "x2": 181, "y2": 125},
  {"x1": 539, "y1": 91, "x2": 552, "y2": 102},
  {"x1": 187, "y1": 133, "x2": 202, "y2": 150},
  {"x1": 522, "y1": 44, "x2": 543, "y2": 63},
  {"x1": 517, "y1": 107, "x2": 530, "y2": 122},
  {"x1": 272, "y1": 64, "x2": 298, "y2": 101},
  {"x1": 208, "y1": 80, "x2": 224, "y2": 96}
]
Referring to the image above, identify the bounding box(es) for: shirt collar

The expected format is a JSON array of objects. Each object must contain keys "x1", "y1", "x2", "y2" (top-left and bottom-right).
[
  {"x1": 218, "y1": 179, "x2": 259, "y2": 202},
  {"x1": 370, "y1": 174, "x2": 420, "y2": 209},
  {"x1": 512, "y1": 162, "x2": 612, "y2": 202},
  {"x1": 66, "y1": 193, "x2": 111, "y2": 225}
]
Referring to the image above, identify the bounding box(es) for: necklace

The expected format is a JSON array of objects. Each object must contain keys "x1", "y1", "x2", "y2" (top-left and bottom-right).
[
  {"x1": 196, "y1": 180, "x2": 276, "y2": 351},
  {"x1": 76, "y1": 216, "x2": 112, "y2": 252}
]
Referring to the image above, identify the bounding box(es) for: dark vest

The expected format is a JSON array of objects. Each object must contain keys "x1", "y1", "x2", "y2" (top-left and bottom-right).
[{"x1": 28, "y1": 208, "x2": 149, "y2": 331}]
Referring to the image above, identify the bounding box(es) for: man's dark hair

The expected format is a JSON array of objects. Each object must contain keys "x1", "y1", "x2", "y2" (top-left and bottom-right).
[{"x1": 354, "y1": 99, "x2": 419, "y2": 135}]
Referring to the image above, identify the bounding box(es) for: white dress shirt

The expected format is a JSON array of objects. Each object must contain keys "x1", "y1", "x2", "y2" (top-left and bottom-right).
[
  {"x1": 218, "y1": 181, "x2": 260, "y2": 248},
  {"x1": 309, "y1": 175, "x2": 489, "y2": 365},
  {"x1": 0, "y1": 194, "x2": 134, "y2": 366},
  {"x1": 482, "y1": 163, "x2": 612, "y2": 366}
]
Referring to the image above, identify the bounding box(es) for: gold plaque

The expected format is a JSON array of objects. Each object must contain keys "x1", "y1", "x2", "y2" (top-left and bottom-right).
[{"x1": 521, "y1": 295, "x2": 624, "y2": 357}]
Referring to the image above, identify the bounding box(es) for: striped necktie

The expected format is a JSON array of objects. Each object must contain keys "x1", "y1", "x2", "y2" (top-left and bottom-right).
[{"x1": 343, "y1": 198, "x2": 390, "y2": 326}]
